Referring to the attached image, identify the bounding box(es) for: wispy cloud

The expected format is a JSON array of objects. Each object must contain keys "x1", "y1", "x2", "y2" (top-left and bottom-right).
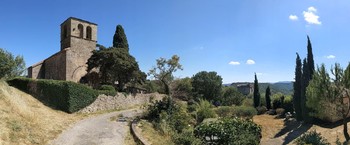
[
  {"x1": 246, "y1": 59, "x2": 255, "y2": 65},
  {"x1": 325, "y1": 55, "x2": 335, "y2": 59},
  {"x1": 289, "y1": 15, "x2": 298, "y2": 21},
  {"x1": 229, "y1": 61, "x2": 240, "y2": 65},
  {"x1": 303, "y1": 6, "x2": 322, "y2": 25}
]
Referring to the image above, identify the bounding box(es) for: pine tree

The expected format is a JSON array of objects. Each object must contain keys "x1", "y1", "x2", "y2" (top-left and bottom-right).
[
  {"x1": 265, "y1": 86, "x2": 271, "y2": 110},
  {"x1": 113, "y1": 25, "x2": 129, "y2": 51},
  {"x1": 293, "y1": 53, "x2": 303, "y2": 121},
  {"x1": 253, "y1": 73, "x2": 260, "y2": 108}
]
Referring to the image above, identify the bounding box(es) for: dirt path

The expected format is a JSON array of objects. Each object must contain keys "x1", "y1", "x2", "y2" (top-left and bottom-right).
[{"x1": 49, "y1": 109, "x2": 142, "y2": 145}]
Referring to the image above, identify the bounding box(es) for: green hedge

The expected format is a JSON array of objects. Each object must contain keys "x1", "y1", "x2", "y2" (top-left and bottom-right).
[
  {"x1": 98, "y1": 85, "x2": 117, "y2": 96},
  {"x1": 7, "y1": 77, "x2": 98, "y2": 113}
]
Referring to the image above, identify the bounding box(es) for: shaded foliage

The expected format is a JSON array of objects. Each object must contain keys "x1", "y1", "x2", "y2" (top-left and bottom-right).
[{"x1": 192, "y1": 71, "x2": 222, "y2": 101}]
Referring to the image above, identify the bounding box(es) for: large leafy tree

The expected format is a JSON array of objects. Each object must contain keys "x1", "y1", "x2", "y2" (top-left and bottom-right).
[
  {"x1": 87, "y1": 46, "x2": 145, "y2": 91},
  {"x1": 192, "y1": 71, "x2": 222, "y2": 101},
  {"x1": 221, "y1": 86, "x2": 245, "y2": 106},
  {"x1": 0, "y1": 48, "x2": 25, "y2": 78},
  {"x1": 148, "y1": 55, "x2": 183, "y2": 95},
  {"x1": 113, "y1": 25, "x2": 129, "y2": 52},
  {"x1": 293, "y1": 53, "x2": 303, "y2": 121},
  {"x1": 306, "y1": 63, "x2": 350, "y2": 141},
  {"x1": 253, "y1": 73, "x2": 260, "y2": 108}
]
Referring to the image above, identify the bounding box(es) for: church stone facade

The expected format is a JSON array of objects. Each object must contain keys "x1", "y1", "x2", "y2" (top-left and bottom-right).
[{"x1": 28, "y1": 17, "x2": 97, "y2": 82}]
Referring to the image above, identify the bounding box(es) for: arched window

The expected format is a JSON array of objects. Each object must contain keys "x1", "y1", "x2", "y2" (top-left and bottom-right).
[
  {"x1": 86, "y1": 26, "x2": 92, "y2": 40},
  {"x1": 78, "y1": 24, "x2": 84, "y2": 38},
  {"x1": 63, "y1": 24, "x2": 68, "y2": 39}
]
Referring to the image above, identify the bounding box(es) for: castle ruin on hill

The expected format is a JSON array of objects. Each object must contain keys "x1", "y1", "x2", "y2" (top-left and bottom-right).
[{"x1": 28, "y1": 17, "x2": 97, "y2": 82}]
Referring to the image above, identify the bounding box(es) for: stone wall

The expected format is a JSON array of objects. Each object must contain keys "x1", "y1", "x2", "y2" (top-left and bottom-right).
[
  {"x1": 78, "y1": 93, "x2": 165, "y2": 113},
  {"x1": 44, "y1": 50, "x2": 67, "y2": 80}
]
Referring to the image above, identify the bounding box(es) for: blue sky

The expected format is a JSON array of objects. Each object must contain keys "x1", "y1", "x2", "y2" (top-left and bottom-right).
[{"x1": 1, "y1": 0, "x2": 349, "y2": 83}]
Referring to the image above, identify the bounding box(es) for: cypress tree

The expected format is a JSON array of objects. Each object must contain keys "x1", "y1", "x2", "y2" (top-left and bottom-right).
[
  {"x1": 253, "y1": 73, "x2": 260, "y2": 108},
  {"x1": 294, "y1": 53, "x2": 303, "y2": 121},
  {"x1": 301, "y1": 58, "x2": 310, "y2": 122},
  {"x1": 113, "y1": 25, "x2": 129, "y2": 51},
  {"x1": 307, "y1": 35, "x2": 315, "y2": 79},
  {"x1": 265, "y1": 86, "x2": 271, "y2": 110}
]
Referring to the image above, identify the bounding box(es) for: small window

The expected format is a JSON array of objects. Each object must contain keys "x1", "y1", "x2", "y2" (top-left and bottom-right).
[
  {"x1": 78, "y1": 24, "x2": 84, "y2": 38},
  {"x1": 86, "y1": 26, "x2": 92, "y2": 40}
]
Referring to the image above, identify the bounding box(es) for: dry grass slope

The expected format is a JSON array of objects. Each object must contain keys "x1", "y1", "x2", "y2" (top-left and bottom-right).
[{"x1": 0, "y1": 81, "x2": 81, "y2": 145}]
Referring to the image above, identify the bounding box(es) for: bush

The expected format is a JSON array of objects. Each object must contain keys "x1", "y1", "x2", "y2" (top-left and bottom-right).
[
  {"x1": 233, "y1": 106, "x2": 257, "y2": 119},
  {"x1": 214, "y1": 106, "x2": 235, "y2": 118},
  {"x1": 172, "y1": 128, "x2": 203, "y2": 145},
  {"x1": 98, "y1": 85, "x2": 117, "y2": 96},
  {"x1": 219, "y1": 86, "x2": 245, "y2": 106},
  {"x1": 195, "y1": 99, "x2": 216, "y2": 123},
  {"x1": 276, "y1": 108, "x2": 285, "y2": 117},
  {"x1": 242, "y1": 98, "x2": 254, "y2": 107},
  {"x1": 295, "y1": 130, "x2": 330, "y2": 145},
  {"x1": 194, "y1": 118, "x2": 262, "y2": 145},
  {"x1": 7, "y1": 78, "x2": 98, "y2": 113},
  {"x1": 256, "y1": 106, "x2": 267, "y2": 115}
]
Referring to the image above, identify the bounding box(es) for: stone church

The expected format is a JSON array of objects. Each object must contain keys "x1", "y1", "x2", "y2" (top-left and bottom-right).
[{"x1": 28, "y1": 17, "x2": 97, "y2": 82}]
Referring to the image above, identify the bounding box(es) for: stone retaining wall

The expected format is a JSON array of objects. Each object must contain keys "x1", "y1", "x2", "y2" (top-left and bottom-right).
[{"x1": 78, "y1": 93, "x2": 165, "y2": 113}]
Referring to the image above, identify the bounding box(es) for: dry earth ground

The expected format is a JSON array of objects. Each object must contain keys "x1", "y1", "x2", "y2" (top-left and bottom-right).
[{"x1": 254, "y1": 114, "x2": 346, "y2": 145}]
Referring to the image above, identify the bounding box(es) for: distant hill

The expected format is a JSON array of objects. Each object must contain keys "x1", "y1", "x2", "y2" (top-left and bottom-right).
[{"x1": 229, "y1": 81, "x2": 293, "y2": 95}]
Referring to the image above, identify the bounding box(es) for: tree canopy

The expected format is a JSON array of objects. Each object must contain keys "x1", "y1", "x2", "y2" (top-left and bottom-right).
[
  {"x1": 191, "y1": 71, "x2": 222, "y2": 101},
  {"x1": 0, "y1": 48, "x2": 25, "y2": 79},
  {"x1": 148, "y1": 55, "x2": 183, "y2": 95},
  {"x1": 86, "y1": 46, "x2": 145, "y2": 91},
  {"x1": 113, "y1": 25, "x2": 129, "y2": 51}
]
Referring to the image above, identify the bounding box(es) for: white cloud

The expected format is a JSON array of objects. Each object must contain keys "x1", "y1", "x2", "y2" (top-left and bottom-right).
[
  {"x1": 308, "y1": 6, "x2": 317, "y2": 12},
  {"x1": 289, "y1": 15, "x2": 298, "y2": 21},
  {"x1": 229, "y1": 61, "x2": 240, "y2": 65},
  {"x1": 303, "y1": 6, "x2": 322, "y2": 25},
  {"x1": 326, "y1": 55, "x2": 336, "y2": 59},
  {"x1": 246, "y1": 59, "x2": 255, "y2": 65}
]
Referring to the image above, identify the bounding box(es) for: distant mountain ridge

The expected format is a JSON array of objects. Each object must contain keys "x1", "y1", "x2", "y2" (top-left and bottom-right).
[{"x1": 227, "y1": 81, "x2": 293, "y2": 95}]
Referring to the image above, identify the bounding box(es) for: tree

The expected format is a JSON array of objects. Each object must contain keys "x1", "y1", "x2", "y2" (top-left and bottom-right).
[
  {"x1": 253, "y1": 73, "x2": 260, "y2": 108},
  {"x1": 86, "y1": 46, "x2": 145, "y2": 91},
  {"x1": 192, "y1": 71, "x2": 223, "y2": 101},
  {"x1": 171, "y1": 77, "x2": 193, "y2": 100},
  {"x1": 306, "y1": 36, "x2": 315, "y2": 79},
  {"x1": 306, "y1": 63, "x2": 350, "y2": 141},
  {"x1": 113, "y1": 25, "x2": 129, "y2": 51},
  {"x1": 294, "y1": 53, "x2": 303, "y2": 121},
  {"x1": 265, "y1": 86, "x2": 271, "y2": 110},
  {"x1": 0, "y1": 48, "x2": 26, "y2": 78},
  {"x1": 220, "y1": 86, "x2": 245, "y2": 106},
  {"x1": 148, "y1": 55, "x2": 183, "y2": 95}
]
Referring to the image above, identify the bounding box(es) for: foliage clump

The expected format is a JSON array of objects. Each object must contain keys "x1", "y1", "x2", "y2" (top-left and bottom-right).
[
  {"x1": 194, "y1": 118, "x2": 261, "y2": 145},
  {"x1": 295, "y1": 130, "x2": 330, "y2": 145},
  {"x1": 0, "y1": 48, "x2": 25, "y2": 79}
]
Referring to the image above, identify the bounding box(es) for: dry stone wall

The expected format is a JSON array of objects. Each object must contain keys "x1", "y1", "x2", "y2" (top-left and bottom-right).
[{"x1": 78, "y1": 93, "x2": 165, "y2": 113}]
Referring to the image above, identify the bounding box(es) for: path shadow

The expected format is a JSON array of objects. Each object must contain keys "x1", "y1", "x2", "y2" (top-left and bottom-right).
[{"x1": 273, "y1": 119, "x2": 312, "y2": 145}]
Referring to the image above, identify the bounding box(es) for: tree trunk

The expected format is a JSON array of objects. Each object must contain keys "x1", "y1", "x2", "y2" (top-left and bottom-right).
[
  {"x1": 344, "y1": 117, "x2": 350, "y2": 141},
  {"x1": 161, "y1": 80, "x2": 170, "y2": 95}
]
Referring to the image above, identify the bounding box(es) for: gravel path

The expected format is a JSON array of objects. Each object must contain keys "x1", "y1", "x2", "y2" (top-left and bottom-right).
[{"x1": 49, "y1": 109, "x2": 142, "y2": 145}]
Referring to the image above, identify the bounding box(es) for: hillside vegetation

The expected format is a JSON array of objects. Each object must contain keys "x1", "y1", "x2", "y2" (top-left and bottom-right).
[{"x1": 0, "y1": 81, "x2": 81, "y2": 144}]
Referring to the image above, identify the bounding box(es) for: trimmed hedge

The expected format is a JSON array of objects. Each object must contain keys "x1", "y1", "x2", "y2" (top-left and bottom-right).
[{"x1": 7, "y1": 77, "x2": 98, "y2": 113}]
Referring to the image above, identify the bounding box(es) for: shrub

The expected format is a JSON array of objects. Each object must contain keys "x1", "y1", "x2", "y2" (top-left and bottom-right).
[
  {"x1": 172, "y1": 128, "x2": 203, "y2": 145},
  {"x1": 220, "y1": 86, "x2": 245, "y2": 106},
  {"x1": 214, "y1": 106, "x2": 235, "y2": 118},
  {"x1": 295, "y1": 130, "x2": 330, "y2": 145},
  {"x1": 256, "y1": 106, "x2": 267, "y2": 115},
  {"x1": 276, "y1": 108, "x2": 285, "y2": 117},
  {"x1": 242, "y1": 98, "x2": 254, "y2": 107},
  {"x1": 195, "y1": 99, "x2": 216, "y2": 123},
  {"x1": 194, "y1": 118, "x2": 262, "y2": 145},
  {"x1": 98, "y1": 85, "x2": 117, "y2": 96},
  {"x1": 7, "y1": 78, "x2": 98, "y2": 113},
  {"x1": 233, "y1": 106, "x2": 257, "y2": 119}
]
